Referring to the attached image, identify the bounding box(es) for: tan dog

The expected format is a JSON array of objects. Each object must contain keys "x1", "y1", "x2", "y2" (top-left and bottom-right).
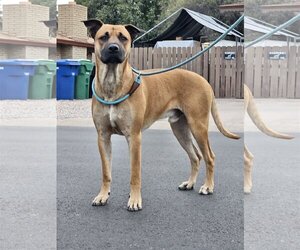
[
  {"x1": 84, "y1": 19, "x2": 239, "y2": 211},
  {"x1": 244, "y1": 84, "x2": 293, "y2": 193}
]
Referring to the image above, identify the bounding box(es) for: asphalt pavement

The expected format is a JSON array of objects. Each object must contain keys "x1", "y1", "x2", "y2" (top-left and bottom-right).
[
  {"x1": 244, "y1": 132, "x2": 300, "y2": 250},
  {"x1": 2, "y1": 126, "x2": 299, "y2": 249},
  {"x1": 0, "y1": 126, "x2": 56, "y2": 250},
  {"x1": 57, "y1": 127, "x2": 244, "y2": 250}
]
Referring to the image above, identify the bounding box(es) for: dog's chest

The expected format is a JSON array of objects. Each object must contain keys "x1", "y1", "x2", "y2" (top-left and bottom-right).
[{"x1": 108, "y1": 106, "x2": 130, "y2": 134}]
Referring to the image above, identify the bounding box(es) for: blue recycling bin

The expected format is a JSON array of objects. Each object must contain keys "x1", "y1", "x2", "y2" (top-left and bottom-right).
[
  {"x1": 56, "y1": 60, "x2": 80, "y2": 100},
  {"x1": 0, "y1": 60, "x2": 37, "y2": 100}
]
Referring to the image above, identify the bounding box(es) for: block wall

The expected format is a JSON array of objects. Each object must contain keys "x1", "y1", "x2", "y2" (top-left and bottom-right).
[
  {"x1": 2, "y1": 3, "x2": 49, "y2": 40},
  {"x1": 58, "y1": 4, "x2": 88, "y2": 39}
]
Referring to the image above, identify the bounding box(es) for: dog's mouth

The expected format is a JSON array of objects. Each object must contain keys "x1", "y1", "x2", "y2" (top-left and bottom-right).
[
  {"x1": 100, "y1": 55, "x2": 125, "y2": 64},
  {"x1": 100, "y1": 48, "x2": 125, "y2": 64}
]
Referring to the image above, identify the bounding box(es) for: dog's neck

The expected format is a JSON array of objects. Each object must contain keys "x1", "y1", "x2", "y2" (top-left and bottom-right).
[{"x1": 95, "y1": 58, "x2": 133, "y2": 100}]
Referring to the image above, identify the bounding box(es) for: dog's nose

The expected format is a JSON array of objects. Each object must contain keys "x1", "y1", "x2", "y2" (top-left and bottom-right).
[{"x1": 108, "y1": 44, "x2": 119, "y2": 53}]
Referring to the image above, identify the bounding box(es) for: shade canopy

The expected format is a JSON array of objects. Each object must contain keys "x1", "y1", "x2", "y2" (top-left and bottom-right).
[
  {"x1": 138, "y1": 8, "x2": 242, "y2": 47},
  {"x1": 244, "y1": 16, "x2": 299, "y2": 38}
]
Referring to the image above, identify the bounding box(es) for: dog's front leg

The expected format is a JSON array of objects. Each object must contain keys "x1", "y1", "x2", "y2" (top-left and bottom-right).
[
  {"x1": 126, "y1": 132, "x2": 142, "y2": 211},
  {"x1": 92, "y1": 131, "x2": 112, "y2": 206}
]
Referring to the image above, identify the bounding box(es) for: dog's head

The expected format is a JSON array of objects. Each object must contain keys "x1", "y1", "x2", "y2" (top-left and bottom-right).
[{"x1": 83, "y1": 20, "x2": 142, "y2": 64}]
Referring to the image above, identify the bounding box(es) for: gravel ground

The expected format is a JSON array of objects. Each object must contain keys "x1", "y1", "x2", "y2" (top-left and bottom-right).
[
  {"x1": 57, "y1": 100, "x2": 92, "y2": 119},
  {"x1": 0, "y1": 99, "x2": 243, "y2": 131},
  {"x1": 1, "y1": 99, "x2": 239, "y2": 120},
  {"x1": 0, "y1": 99, "x2": 57, "y2": 119},
  {"x1": 0, "y1": 99, "x2": 91, "y2": 120},
  {"x1": 1, "y1": 98, "x2": 298, "y2": 133}
]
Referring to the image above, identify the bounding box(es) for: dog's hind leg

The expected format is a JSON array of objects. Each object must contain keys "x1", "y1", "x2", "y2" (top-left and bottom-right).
[
  {"x1": 188, "y1": 119, "x2": 215, "y2": 195},
  {"x1": 92, "y1": 132, "x2": 112, "y2": 206},
  {"x1": 244, "y1": 145, "x2": 254, "y2": 194},
  {"x1": 170, "y1": 115, "x2": 202, "y2": 191}
]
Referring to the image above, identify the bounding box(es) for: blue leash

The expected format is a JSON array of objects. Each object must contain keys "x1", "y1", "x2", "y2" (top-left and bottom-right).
[{"x1": 93, "y1": 15, "x2": 244, "y2": 105}]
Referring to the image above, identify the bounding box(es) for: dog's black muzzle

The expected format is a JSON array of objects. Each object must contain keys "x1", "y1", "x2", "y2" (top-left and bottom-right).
[{"x1": 100, "y1": 43, "x2": 125, "y2": 64}]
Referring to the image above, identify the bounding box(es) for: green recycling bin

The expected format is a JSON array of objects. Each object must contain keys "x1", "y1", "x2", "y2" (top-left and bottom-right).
[
  {"x1": 29, "y1": 60, "x2": 56, "y2": 99},
  {"x1": 75, "y1": 60, "x2": 94, "y2": 99}
]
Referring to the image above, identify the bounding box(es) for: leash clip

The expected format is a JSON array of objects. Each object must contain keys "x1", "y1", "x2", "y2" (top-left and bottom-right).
[{"x1": 135, "y1": 73, "x2": 141, "y2": 85}]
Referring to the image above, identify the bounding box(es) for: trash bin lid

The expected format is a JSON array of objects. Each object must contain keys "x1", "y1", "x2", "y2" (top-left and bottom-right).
[
  {"x1": 57, "y1": 59, "x2": 80, "y2": 66},
  {"x1": 77, "y1": 59, "x2": 93, "y2": 63},
  {"x1": 0, "y1": 60, "x2": 16, "y2": 66},
  {"x1": 0, "y1": 59, "x2": 38, "y2": 66},
  {"x1": 77, "y1": 59, "x2": 94, "y2": 71},
  {"x1": 36, "y1": 60, "x2": 56, "y2": 71}
]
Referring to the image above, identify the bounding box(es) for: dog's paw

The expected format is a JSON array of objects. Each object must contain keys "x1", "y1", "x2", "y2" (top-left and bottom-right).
[
  {"x1": 178, "y1": 181, "x2": 194, "y2": 191},
  {"x1": 92, "y1": 191, "x2": 110, "y2": 206},
  {"x1": 199, "y1": 185, "x2": 213, "y2": 195},
  {"x1": 127, "y1": 193, "x2": 142, "y2": 212},
  {"x1": 244, "y1": 186, "x2": 252, "y2": 194}
]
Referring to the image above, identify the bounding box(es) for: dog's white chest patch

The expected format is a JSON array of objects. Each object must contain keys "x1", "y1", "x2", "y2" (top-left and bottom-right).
[{"x1": 109, "y1": 106, "x2": 121, "y2": 128}]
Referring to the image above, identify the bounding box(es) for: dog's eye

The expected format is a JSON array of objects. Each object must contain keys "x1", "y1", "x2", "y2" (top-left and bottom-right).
[
  {"x1": 99, "y1": 35, "x2": 109, "y2": 42},
  {"x1": 119, "y1": 35, "x2": 128, "y2": 41}
]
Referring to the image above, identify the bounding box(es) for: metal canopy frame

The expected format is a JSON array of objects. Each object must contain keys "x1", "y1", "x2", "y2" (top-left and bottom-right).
[
  {"x1": 245, "y1": 16, "x2": 299, "y2": 39},
  {"x1": 133, "y1": 8, "x2": 243, "y2": 47}
]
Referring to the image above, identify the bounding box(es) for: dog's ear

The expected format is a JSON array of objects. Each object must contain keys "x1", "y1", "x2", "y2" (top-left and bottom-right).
[
  {"x1": 82, "y1": 19, "x2": 104, "y2": 39},
  {"x1": 124, "y1": 24, "x2": 144, "y2": 41}
]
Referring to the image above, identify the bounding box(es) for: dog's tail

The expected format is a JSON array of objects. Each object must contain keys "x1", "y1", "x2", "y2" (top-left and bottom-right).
[
  {"x1": 211, "y1": 97, "x2": 240, "y2": 140},
  {"x1": 246, "y1": 86, "x2": 293, "y2": 140}
]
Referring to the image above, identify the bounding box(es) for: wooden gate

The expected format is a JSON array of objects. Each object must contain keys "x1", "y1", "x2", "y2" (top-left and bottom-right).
[{"x1": 245, "y1": 46, "x2": 300, "y2": 98}]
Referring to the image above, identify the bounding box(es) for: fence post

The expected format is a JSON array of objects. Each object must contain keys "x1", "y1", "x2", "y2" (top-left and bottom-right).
[
  {"x1": 287, "y1": 46, "x2": 296, "y2": 98},
  {"x1": 296, "y1": 46, "x2": 300, "y2": 98}
]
